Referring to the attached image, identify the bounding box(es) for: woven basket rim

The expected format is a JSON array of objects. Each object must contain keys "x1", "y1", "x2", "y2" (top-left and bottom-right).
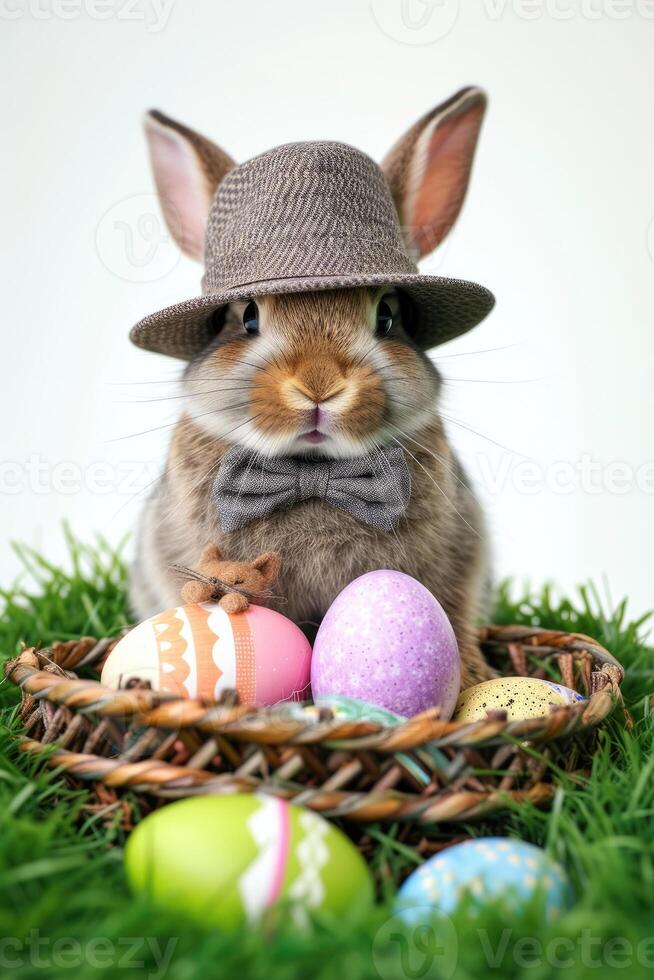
[
  {"x1": 4, "y1": 623, "x2": 625, "y2": 750},
  {"x1": 2, "y1": 622, "x2": 626, "y2": 827}
]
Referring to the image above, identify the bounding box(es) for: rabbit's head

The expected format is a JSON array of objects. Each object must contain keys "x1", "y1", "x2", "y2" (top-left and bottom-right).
[{"x1": 144, "y1": 89, "x2": 486, "y2": 458}]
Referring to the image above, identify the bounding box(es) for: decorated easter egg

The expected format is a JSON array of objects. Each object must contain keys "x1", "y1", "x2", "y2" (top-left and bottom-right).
[
  {"x1": 542, "y1": 680, "x2": 585, "y2": 704},
  {"x1": 125, "y1": 794, "x2": 374, "y2": 929},
  {"x1": 454, "y1": 676, "x2": 584, "y2": 723},
  {"x1": 397, "y1": 837, "x2": 572, "y2": 921},
  {"x1": 101, "y1": 603, "x2": 311, "y2": 706},
  {"x1": 317, "y1": 695, "x2": 448, "y2": 787},
  {"x1": 318, "y1": 695, "x2": 405, "y2": 724},
  {"x1": 311, "y1": 570, "x2": 460, "y2": 718}
]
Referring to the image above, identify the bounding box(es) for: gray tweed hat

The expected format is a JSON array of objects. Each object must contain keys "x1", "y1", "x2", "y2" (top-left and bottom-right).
[{"x1": 130, "y1": 140, "x2": 494, "y2": 359}]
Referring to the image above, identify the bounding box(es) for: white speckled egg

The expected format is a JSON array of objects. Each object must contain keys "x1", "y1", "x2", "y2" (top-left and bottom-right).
[{"x1": 454, "y1": 676, "x2": 584, "y2": 722}]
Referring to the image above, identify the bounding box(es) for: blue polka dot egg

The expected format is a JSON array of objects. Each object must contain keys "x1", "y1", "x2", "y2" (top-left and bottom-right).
[{"x1": 397, "y1": 838, "x2": 571, "y2": 921}]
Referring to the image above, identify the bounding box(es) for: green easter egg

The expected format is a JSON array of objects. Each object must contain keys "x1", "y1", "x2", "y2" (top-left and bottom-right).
[{"x1": 125, "y1": 794, "x2": 373, "y2": 930}]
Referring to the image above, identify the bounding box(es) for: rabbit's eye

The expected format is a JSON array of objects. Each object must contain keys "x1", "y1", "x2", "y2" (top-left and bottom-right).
[
  {"x1": 242, "y1": 301, "x2": 260, "y2": 335},
  {"x1": 376, "y1": 299, "x2": 393, "y2": 336}
]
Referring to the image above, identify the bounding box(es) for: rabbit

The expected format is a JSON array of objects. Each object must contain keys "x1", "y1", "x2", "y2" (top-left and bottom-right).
[
  {"x1": 129, "y1": 87, "x2": 494, "y2": 689},
  {"x1": 177, "y1": 543, "x2": 281, "y2": 614}
]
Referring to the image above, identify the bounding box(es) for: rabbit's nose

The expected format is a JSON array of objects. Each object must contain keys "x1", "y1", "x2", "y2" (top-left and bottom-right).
[
  {"x1": 288, "y1": 378, "x2": 347, "y2": 406},
  {"x1": 287, "y1": 379, "x2": 317, "y2": 406}
]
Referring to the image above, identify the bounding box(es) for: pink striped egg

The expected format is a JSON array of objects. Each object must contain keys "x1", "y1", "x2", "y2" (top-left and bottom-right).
[{"x1": 101, "y1": 603, "x2": 312, "y2": 706}]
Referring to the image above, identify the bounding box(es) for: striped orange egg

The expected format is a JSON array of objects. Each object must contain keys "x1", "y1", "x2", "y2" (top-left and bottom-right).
[{"x1": 101, "y1": 602, "x2": 312, "y2": 706}]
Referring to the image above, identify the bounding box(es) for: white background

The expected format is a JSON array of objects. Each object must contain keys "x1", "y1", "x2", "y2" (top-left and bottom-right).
[{"x1": 1, "y1": 0, "x2": 653, "y2": 621}]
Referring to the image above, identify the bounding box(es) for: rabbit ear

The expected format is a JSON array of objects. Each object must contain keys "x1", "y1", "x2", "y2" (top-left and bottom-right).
[
  {"x1": 381, "y1": 87, "x2": 487, "y2": 259},
  {"x1": 143, "y1": 110, "x2": 236, "y2": 262}
]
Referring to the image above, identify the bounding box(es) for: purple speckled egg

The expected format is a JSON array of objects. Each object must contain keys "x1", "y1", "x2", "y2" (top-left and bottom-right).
[{"x1": 311, "y1": 570, "x2": 460, "y2": 718}]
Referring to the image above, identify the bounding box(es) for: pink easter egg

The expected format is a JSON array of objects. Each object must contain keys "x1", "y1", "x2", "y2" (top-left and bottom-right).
[
  {"x1": 311, "y1": 570, "x2": 460, "y2": 718},
  {"x1": 102, "y1": 603, "x2": 311, "y2": 706}
]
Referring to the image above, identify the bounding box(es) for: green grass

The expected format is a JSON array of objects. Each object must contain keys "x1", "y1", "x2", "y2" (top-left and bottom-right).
[{"x1": 1, "y1": 529, "x2": 654, "y2": 979}]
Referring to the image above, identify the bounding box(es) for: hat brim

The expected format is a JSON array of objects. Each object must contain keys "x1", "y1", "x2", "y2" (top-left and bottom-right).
[{"x1": 129, "y1": 273, "x2": 495, "y2": 359}]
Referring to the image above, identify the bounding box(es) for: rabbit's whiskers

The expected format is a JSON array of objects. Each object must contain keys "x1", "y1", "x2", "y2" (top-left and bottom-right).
[
  {"x1": 388, "y1": 433, "x2": 480, "y2": 539},
  {"x1": 213, "y1": 349, "x2": 280, "y2": 381},
  {"x1": 112, "y1": 384, "x2": 265, "y2": 405},
  {"x1": 105, "y1": 413, "x2": 265, "y2": 525},
  {"x1": 439, "y1": 411, "x2": 524, "y2": 457},
  {"x1": 387, "y1": 422, "x2": 471, "y2": 495},
  {"x1": 443, "y1": 376, "x2": 541, "y2": 385},
  {"x1": 154, "y1": 425, "x2": 266, "y2": 527},
  {"x1": 364, "y1": 441, "x2": 410, "y2": 550},
  {"x1": 433, "y1": 344, "x2": 517, "y2": 361}
]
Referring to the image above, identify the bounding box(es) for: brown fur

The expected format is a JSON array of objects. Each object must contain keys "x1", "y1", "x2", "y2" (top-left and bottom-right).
[
  {"x1": 131, "y1": 291, "x2": 492, "y2": 688},
  {"x1": 131, "y1": 89, "x2": 494, "y2": 691}
]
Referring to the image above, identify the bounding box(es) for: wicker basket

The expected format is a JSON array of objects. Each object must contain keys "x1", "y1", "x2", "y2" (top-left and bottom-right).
[{"x1": 5, "y1": 625, "x2": 624, "y2": 844}]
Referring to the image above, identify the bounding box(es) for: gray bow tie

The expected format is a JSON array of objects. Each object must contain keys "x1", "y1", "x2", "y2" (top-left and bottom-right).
[{"x1": 212, "y1": 446, "x2": 411, "y2": 533}]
